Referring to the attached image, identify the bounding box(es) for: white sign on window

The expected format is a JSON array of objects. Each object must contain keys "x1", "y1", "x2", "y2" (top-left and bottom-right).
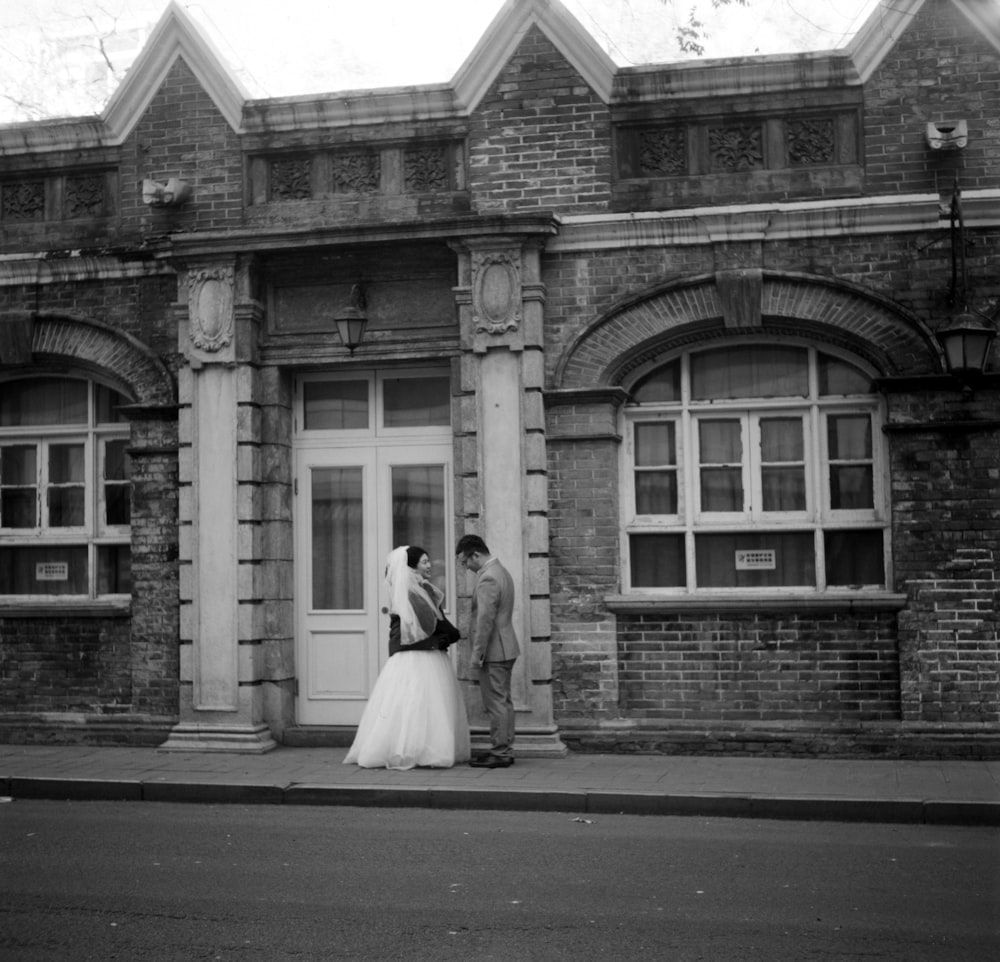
[
  {"x1": 735, "y1": 549, "x2": 776, "y2": 571},
  {"x1": 36, "y1": 562, "x2": 69, "y2": 581}
]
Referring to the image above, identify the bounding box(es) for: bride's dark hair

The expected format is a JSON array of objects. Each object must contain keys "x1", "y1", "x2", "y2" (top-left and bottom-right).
[{"x1": 405, "y1": 546, "x2": 427, "y2": 568}]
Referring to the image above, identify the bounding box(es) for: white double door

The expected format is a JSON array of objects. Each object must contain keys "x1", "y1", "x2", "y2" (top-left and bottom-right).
[{"x1": 294, "y1": 440, "x2": 454, "y2": 726}]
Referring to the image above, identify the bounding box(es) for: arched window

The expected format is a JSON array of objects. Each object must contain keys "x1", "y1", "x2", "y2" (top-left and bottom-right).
[
  {"x1": 622, "y1": 342, "x2": 888, "y2": 593},
  {"x1": 0, "y1": 376, "x2": 131, "y2": 598}
]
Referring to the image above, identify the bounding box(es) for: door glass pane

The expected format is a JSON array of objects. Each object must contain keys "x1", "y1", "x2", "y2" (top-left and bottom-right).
[
  {"x1": 311, "y1": 467, "x2": 363, "y2": 609},
  {"x1": 383, "y1": 377, "x2": 450, "y2": 428},
  {"x1": 391, "y1": 464, "x2": 447, "y2": 593},
  {"x1": 304, "y1": 381, "x2": 369, "y2": 430},
  {"x1": 630, "y1": 533, "x2": 685, "y2": 587}
]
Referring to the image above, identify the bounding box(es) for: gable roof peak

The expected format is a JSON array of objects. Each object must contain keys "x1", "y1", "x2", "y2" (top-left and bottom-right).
[
  {"x1": 102, "y1": 0, "x2": 249, "y2": 141},
  {"x1": 452, "y1": 0, "x2": 617, "y2": 110}
]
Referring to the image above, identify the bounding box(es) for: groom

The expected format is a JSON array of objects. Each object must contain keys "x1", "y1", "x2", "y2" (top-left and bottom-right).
[{"x1": 456, "y1": 534, "x2": 520, "y2": 768}]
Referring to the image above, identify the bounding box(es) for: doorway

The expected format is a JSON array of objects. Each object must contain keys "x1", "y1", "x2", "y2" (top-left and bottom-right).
[{"x1": 293, "y1": 369, "x2": 454, "y2": 726}]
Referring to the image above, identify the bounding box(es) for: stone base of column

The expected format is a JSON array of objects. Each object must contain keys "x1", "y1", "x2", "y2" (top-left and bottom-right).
[
  {"x1": 472, "y1": 726, "x2": 568, "y2": 758},
  {"x1": 159, "y1": 722, "x2": 277, "y2": 753}
]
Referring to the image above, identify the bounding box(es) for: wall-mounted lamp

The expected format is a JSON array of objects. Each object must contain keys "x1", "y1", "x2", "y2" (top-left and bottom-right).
[
  {"x1": 142, "y1": 178, "x2": 191, "y2": 207},
  {"x1": 926, "y1": 120, "x2": 968, "y2": 151},
  {"x1": 937, "y1": 310, "x2": 996, "y2": 377},
  {"x1": 334, "y1": 283, "x2": 368, "y2": 352}
]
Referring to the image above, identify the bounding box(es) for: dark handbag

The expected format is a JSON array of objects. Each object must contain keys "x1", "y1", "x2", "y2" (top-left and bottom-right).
[{"x1": 435, "y1": 616, "x2": 461, "y2": 647}]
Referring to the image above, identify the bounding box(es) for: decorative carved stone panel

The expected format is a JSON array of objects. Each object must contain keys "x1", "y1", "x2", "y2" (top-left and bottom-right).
[
  {"x1": 269, "y1": 157, "x2": 312, "y2": 201},
  {"x1": 709, "y1": 124, "x2": 764, "y2": 171},
  {"x1": 787, "y1": 118, "x2": 836, "y2": 166},
  {"x1": 188, "y1": 266, "x2": 235, "y2": 354},
  {"x1": 2, "y1": 181, "x2": 45, "y2": 221},
  {"x1": 66, "y1": 175, "x2": 106, "y2": 218},
  {"x1": 639, "y1": 127, "x2": 687, "y2": 176},
  {"x1": 332, "y1": 152, "x2": 380, "y2": 194},
  {"x1": 404, "y1": 146, "x2": 449, "y2": 192},
  {"x1": 472, "y1": 251, "x2": 522, "y2": 336}
]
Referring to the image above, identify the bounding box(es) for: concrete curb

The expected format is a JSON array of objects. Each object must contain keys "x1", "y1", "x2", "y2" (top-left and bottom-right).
[{"x1": 2, "y1": 775, "x2": 997, "y2": 825}]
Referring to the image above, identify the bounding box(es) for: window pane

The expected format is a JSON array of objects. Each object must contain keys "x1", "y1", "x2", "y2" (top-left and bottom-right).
[
  {"x1": 691, "y1": 346, "x2": 808, "y2": 400},
  {"x1": 95, "y1": 384, "x2": 130, "y2": 423},
  {"x1": 1, "y1": 445, "x2": 36, "y2": 483},
  {"x1": 0, "y1": 545, "x2": 88, "y2": 594},
  {"x1": 304, "y1": 381, "x2": 368, "y2": 430},
  {"x1": 762, "y1": 467, "x2": 806, "y2": 511},
  {"x1": 700, "y1": 420, "x2": 742, "y2": 511},
  {"x1": 50, "y1": 444, "x2": 85, "y2": 483},
  {"x1": 630, "y1": 534, "x2": 685, "y2": 587},
  {"x1": 48, "y1": 488, "x2": 85, "y2": 526},
  {"x1": 819, "y1": 354, "x2": 873, "y2": 396},
  {"x1": 696, "y1": 532, "x2": 815, "y2": 588},
  {"x1": 311, "y1": 467, "x2": 363, "y2": 609},
  {"x1": 0, "y1": 378, "x2": 87, "y2": 426},
  {"x1": 635, "y1": 423, "x2": 675, "y2": 466},
  {"x1": 104, "y1": 440, "x2": 130, "y2": 482},
  {"x1": 760, "y1": 418, "x2": 803, "y2": 461},
  {"x1": 700, "y1": 419, "x2": 741, "y2": 461},
  {"x1": 97, "y1": 545, "x2": 131, "y2": 593},
  {"x1": 826, "y1": 530, "x2": 884, "y2": 586},
  {"x1": 383, "y1": 377, "x2": 451, "y2": 428},
  {"x1": 636, "y1": 471, "x2": 677, "y2": 514},
  {"x1": 1, "y1": 489, "x2": 37, "y2": 527},
  {"x1": 828, "y1": 415, "x2": 872, "y2": 460},
  {"x1": 701, "y1": 468, "x2": 743, "y2": 511},
  {"x1": 830, "y1": 466, "x2": 874, "y2": 509},
  {"x1": 631, "y1": 362, "x2": 680, "y2": 403},
  {"x1": 391, "y1": 465, "x2": 447, "y2": 592},
  {"x1": 105, "y1": 484, "x2": 131, "y2": 526}
]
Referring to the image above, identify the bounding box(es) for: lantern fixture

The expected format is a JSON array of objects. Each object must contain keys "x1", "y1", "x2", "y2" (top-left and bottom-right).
[
  {"x1": 334, "y1": 283, "x2": 368, "y2": 353},
  {"x1": 937, "y1": 309, "x2": 996, "y2": 377}
]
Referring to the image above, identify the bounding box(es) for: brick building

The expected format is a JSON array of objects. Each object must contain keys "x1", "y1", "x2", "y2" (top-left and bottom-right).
[{"x1": 1, "y1": 0, "x2": 997, "y2": 757}]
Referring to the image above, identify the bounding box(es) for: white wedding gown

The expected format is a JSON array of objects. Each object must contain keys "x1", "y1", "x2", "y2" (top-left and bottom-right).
[{"x1": 343, "y1": 649, "x2": 471, "y2": 770}]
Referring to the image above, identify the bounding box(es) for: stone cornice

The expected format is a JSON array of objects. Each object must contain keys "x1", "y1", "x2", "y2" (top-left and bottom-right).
[
  {"x1": 549, "y1": 191, "x2": 1000, "y2": 253},
  {"x1": 0, "y1": 253, "x2": 175, "y2": 286}
]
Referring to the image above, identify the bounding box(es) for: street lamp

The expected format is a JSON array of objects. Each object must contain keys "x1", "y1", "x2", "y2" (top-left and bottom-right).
[{"x1": 936, "y1": 310, "x2": 996, "y2": 377}]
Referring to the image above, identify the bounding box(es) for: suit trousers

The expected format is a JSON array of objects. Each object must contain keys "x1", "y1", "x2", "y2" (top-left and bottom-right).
[{"x1": 477, "y1": 659, "x2": 516, "y2": 758}]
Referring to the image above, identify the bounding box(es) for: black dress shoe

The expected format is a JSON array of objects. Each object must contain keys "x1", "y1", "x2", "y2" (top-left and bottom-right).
[{"x1": 469, "y1": 756, "x2": 514, "y2": 768}]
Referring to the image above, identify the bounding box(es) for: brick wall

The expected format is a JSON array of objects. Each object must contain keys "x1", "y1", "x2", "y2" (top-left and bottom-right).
[
  {"x1": 469, "y1": 25, "x2": 612, "y2": 214},
  {"x1": 863, "y1": 0, "x2": 1000, "y2": 196},
  {"x1": 617, "y1": 611, "x2": 900, "y2": 723}
]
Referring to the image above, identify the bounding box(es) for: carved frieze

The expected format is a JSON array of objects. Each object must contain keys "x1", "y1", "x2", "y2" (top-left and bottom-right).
[
  {"x1": 787, "y1": 119, "x2": 836, "y2": 166},
  {"x1": 269, "y1": 157, "x2": 312, "y2": 201},
  {"x1": 639, "y1": 127, "x2": 687, "y2": 176},
  {"x1": 404, "y1": 146, "x2": 449, "y2": 192},
  {"x1": 66, "y1": 175, "x2": 105, "y2": 218},
  {"x1": 709, "y1": 124, "x2": 764, "y2": 171},
  {"x1": 472, "y1": 251, "x2": 522, "y2": 335},
  {"x1": 2, "y1": 181, "x2": 45, "y2": 220},
  {"x1": 332, "y1": 152, "x2": 380, "y2": 193},
  {"x1": 188, "y1": 266, "x2": 235, "y2": 353}
]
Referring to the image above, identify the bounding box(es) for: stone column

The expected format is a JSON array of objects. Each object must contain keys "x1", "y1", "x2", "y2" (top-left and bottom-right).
[
  {"x1": 453, "y1": 237, "x2": 565, "y2": 756},
  {"x1": 161, "y1": 257, "x2": 276, "y2": 752}
]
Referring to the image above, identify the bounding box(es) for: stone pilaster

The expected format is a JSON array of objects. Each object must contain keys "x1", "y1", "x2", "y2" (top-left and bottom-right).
[
  {"x1": 453, "y1": 236, "x2": 565, "y2": 756},
  {"x1": 162, "y1": 257, "x2": 276, "y2": 752}
]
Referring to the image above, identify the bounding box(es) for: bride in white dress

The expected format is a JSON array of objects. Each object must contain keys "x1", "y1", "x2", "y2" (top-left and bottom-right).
[{"x1": 343, "y1": 545, "x2": 471, "y2": 770}]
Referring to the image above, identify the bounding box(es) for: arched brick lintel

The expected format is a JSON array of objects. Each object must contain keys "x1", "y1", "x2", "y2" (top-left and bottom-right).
[
  {"x1": 25, "y1": 313, "x2": 176, "y2": 407},
  {"x1": 555, "y1": 272, "x2": 942, "y2": 390}
]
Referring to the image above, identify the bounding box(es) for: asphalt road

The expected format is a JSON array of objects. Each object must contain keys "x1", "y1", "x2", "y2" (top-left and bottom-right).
[{"x1": 1, "y1": 800, "x2": 997, "y2": 961}]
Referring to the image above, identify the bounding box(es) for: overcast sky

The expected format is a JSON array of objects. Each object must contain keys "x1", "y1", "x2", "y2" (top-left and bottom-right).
[{"x1": 1, "y1": 0, "x2": 882, "y2": 122}]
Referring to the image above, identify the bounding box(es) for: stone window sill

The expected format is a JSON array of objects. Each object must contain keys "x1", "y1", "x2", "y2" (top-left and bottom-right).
[
  {"x1": 0, "y1": 601, "x2": 131, "y2": 618},
  {"x1": 605, "y1": 592, "x2": 907, "y2": 614}
]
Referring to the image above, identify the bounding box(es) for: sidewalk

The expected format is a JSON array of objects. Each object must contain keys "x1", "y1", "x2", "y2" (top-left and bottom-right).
[{"x1": 1, "y1": 744, "x2": 998, "y2": 825}]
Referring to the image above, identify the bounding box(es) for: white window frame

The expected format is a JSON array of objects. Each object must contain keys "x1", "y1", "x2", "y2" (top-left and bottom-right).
[
  {"x1": 621, "y1": 343, "x2": 890, "y2": 595},
  {"x1": 0, "y1": 376, "x2": 131, "y2": 601}
]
